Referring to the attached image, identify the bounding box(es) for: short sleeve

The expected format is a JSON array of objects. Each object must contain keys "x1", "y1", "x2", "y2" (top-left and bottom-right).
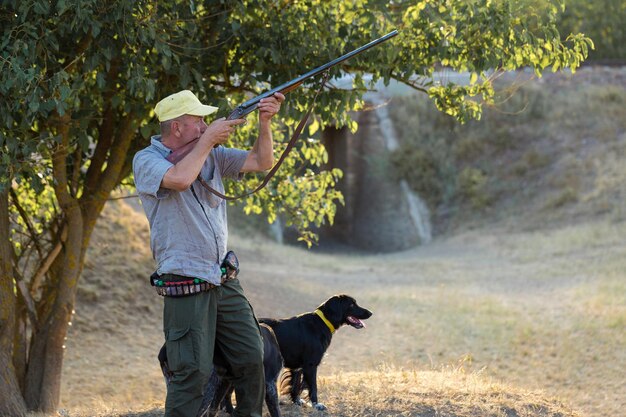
[
  {"x1": 133, "y1": 149, "x2": 173, "y2": 199},
  {"x1": 214, "y1": 146, "x2": 249, "y2": 180}
]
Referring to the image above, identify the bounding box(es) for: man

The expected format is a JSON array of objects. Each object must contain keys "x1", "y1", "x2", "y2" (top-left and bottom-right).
[{"x1": 133, "y1": 89, "x2": 284, "y2": 417}]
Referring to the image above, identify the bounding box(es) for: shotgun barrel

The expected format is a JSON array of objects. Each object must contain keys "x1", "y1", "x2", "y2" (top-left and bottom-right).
[{"x1": 226, "y1": 30, "x2": 399, "y2": 120}]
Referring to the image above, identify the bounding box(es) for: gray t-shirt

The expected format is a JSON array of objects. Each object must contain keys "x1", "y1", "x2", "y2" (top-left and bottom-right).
[{"x1": 133, "y1": 135, "x2": 248, "y2": 285}]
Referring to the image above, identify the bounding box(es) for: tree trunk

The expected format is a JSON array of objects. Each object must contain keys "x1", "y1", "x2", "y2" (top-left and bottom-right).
[
  {"x1": 24, "y1": 309, "x2": 73, "y2": 412},
  {"x1": 0, "y1": 187, "x2": 27, "y2": 416},
  {"x1": 24, "y1": 207, "x2": 83, "y2": 413}
]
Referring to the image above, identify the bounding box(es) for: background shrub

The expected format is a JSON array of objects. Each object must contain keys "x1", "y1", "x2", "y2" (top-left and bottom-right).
[{"x1": 390, "y1": 145, "x2": 445, "y2": 207}]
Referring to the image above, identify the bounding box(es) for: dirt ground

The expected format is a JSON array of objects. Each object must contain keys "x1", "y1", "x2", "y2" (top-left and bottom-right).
[{"x1": 59, "y1": 199, "x2": 625, "y2": 417}]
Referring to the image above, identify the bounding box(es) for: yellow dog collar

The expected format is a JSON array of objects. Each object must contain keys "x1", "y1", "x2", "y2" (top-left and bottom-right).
[{"x1": 314, "y1": 309, "x2": 335, "y2": 334}]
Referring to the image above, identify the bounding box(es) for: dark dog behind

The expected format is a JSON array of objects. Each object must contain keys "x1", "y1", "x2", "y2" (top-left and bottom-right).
[
  {"x1": 209, "y1": 323, "x2": 283, "y2": 417},
  {"x1": 260, "y1": 294, "x2": 372, "y2": 410},
  {"x1": 159, "y1": 323, "x2": 283, "y2": 417}
]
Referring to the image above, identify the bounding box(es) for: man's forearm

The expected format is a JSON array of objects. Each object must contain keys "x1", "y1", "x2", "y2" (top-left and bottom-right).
[
  {"x1": 241, "y1": 92, "x2": 282, "y2": 172},
  {"x1": 162, "y1": 138, "x2": 214, "y2": 190},
  {"x1": 252, "y1": 121, "x2": 275, "y2": 170}
]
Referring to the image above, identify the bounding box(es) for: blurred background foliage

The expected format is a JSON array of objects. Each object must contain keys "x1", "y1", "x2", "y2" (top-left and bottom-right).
[{"x1": 556, "y1": 0, "x2": 625, "y2": 62}]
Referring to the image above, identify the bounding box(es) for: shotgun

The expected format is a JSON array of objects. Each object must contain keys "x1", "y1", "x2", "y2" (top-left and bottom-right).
[{"x1": 166, "y1": 30, "x2": 398, "y2": 164}]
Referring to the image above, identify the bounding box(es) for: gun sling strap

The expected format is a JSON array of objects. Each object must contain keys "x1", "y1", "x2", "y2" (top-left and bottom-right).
[{"x1": 196, "y1": 71, "x2": 330, "y2": 201}]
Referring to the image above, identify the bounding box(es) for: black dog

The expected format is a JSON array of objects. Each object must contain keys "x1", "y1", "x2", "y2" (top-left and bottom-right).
[
  {"x1": 210, "y1": 323, "x2": 283, "y2": 417},
  {"x1": 158, "y1": 323, "x2": 283, "y2": 417},
  {"x1": 259, "y1": 294, "x2": 372, "y2": 411}
]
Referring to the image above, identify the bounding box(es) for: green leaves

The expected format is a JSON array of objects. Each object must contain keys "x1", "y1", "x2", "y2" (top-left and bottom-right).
[
  {"x1": 427, "y1": 81, "x2": 494, "y2": 123},
  {"x1": 394, "y1": 0, "x2": 593, "y2": 120},
  {"x1": 272, "y1": 168, "x2": 345, "y2": 247},
  {"x1": 0, "y1": 0, "x2": 593, "y2": 244}
]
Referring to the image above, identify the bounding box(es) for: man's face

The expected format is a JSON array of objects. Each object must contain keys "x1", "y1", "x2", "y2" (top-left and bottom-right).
[{"x1": 174, "y1": 115, "x2": 207, "y2": 144}]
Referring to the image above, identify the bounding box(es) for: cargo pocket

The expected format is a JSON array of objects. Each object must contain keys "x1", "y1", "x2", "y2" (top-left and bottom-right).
[{"x1": 165, "y1": 327, "x2": 195, "y2": 373}]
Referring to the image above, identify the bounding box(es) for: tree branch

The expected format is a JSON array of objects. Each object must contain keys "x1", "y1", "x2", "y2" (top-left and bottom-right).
[
  {"x1": 84, "y1": 58, "x2": 120, "y2": 195},
  {"x1": 13, "y1": 268, "x2": 38, "y2": 331},
  {"x1": 50, "y1": 119, "x2": 72, "y2": 209},
  {"x1": 9, "y1": 188, "x2": 44, "y2": 259},
  {"x1": 29, "y1": 225, "x2": 67, "y2": 298},
  {"x1": 70, "y1": 146, "x2": 82, "y2": 198},
  {"x1": 81, "y1": 114, "x2": 136, "y2": 238},
  {"x1": 397, "y1": 80, "x2": 429, "y2": 94}
]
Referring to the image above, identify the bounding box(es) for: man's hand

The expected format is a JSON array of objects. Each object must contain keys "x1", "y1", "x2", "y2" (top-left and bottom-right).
[
  {"x1": 201, "y1": 118, "x2": 246, "y2": 148},
  {"x1": 258, "y1": 92, "x2": 285, "y2": 123}
]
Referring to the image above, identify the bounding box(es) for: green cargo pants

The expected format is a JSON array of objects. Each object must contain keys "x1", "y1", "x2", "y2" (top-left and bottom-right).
[{"x1": 162, "y1": 278, "x2": 264, "y2": 417}]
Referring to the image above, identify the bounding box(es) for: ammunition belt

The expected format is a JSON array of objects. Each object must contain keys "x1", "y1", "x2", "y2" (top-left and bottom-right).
[
  {"x1": 154, "y1": 279, "x2": 216, "y2": 297},
  {"x1": 151, "y1": 251, "x2": 240, "y2": 297}
]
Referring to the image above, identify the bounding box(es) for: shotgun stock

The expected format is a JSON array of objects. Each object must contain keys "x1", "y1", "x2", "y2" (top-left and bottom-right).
[{"x1": 166, "y1": 30, "x2": 398, "y2": 164}]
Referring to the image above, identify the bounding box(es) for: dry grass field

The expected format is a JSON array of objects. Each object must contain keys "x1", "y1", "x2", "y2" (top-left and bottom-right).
[{"x1": 55, "y1": 197, "x2": 625, "y2": 417}]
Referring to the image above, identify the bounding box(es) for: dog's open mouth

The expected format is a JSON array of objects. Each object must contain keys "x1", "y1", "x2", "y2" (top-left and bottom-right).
[{"x1": 346, "y1": 316, "x2": 366, "y2": 329}]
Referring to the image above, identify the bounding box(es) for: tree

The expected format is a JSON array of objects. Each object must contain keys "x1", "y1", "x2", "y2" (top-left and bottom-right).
[{"x1": 0, "y1": 0, "x2": 591, "y2": 413}]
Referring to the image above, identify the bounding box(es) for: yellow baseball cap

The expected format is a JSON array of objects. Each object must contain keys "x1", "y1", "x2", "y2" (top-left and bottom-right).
[{"x1": 154, "y1": 90, "x2": 218, "y2": 122}]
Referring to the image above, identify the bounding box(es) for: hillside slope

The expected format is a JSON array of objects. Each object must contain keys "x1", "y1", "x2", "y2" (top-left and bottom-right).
[{"x1": 387, "y1": 66, "x2": 626, "y2": 235}]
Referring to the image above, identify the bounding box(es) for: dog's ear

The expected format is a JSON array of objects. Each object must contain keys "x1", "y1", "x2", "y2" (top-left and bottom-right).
[
  {"x1": 320, "y1": 295, "x2": 357, "y2": 326},
  {"x1": 318, "y1": 294, "x2": 340, "y2": 310},
  {"x1": 318, "y1": 295, "x2": 341, "y2": 324}
]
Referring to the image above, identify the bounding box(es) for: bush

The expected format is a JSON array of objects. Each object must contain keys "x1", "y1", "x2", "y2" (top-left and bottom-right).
[
  {"x1": 545, "y1": 187, "x2": 579, "y2": 209},
  {"x1": 457, "y1": 167, "x2": 490, "y2": 209},
  {"x1": 390, "y1": 145, "x2": 445, "y2": 207},
  {"x1": 511, "y1": 150, "x2": 552, "y2": 177}
]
